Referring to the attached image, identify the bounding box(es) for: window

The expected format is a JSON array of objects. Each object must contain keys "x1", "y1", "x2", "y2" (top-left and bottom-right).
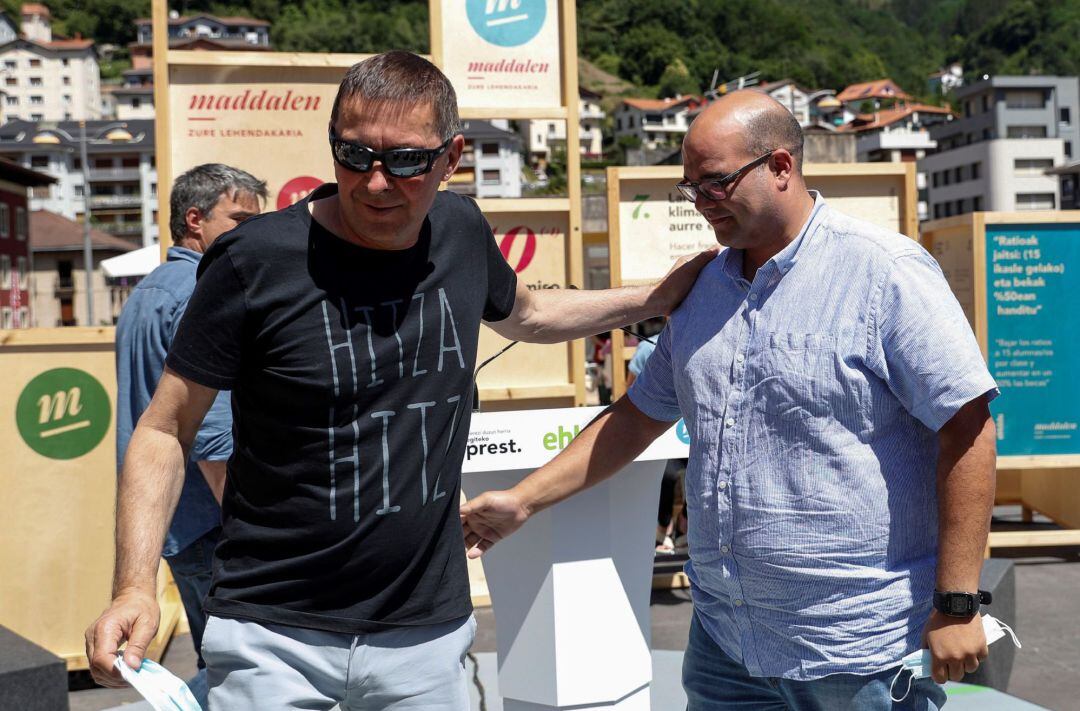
[
  {"x1": 62, "y1": 94, "x2": 71, "y2": 104},
  {"x1": 131, "y1": 97, "x2": 141, "y2": 109},
  {"x1": 4, "y1": 96, "x2": 15, "y2": 106},
  {"x1": 61, "y1": 58, "x2": 69, "y2": 67},
  {"x1": 16, "y1": 207, "x2": 26, "y2": 240},
  {"x1": 62, "y1": 76, "x2": 70, "y2": 86},
  {"x1": 1014, "y1": 158, "x2": 1054, "y2": 174},
  {"x1": 0, "y1": 255, "x2": 8, "y2": 282},
  {"x1": 942, "y1": 170, "x2": 950, "y2": 186},
  {"x1": 30, "y1": 113, "x2": 42, "y2": 120},
  {"x1": 30, "y1": 96, "x2": 43, "y2": 106},
  {"x1": 16, "y1": 256, "x2": 27, "y2": 288},
  {"x1": 150, "y1": 182, "x2": 157, "y2": 196},
  {"x1": 30, "y1": 155, "x2": 48, "y2": 168},
  {"x1": 481, "y1": 169, "x2": 500, "y2": 185},
  {"x1": 0, "y1": 203, "x2": 8, "y2": 237},
  {"x1": 963, "y1": 101, "x2": 971, "y2": 118},
  {"x1": 31, "y1": 185, "x2": 49, "y2": 198},
  {"x1": 1007, "y1": 125, "x2": 1047, "y2": 139},
  {"x1": 932, "y1": 172, "x2": 940, "y2": 188},
  {"x1": 1, "y1": 307, "x2": 11, "y2": 330},
  {"x1": 982, "y1": 95, "x2": 990, "y2": 113},
  {"x1": 971, "y1": 162, "x2": 981, "y2": 180},
  {"x1": 17, "y1": 307, "x2": 28, "y2": 327},
  {"x1": 3, "y1": 60, "x2": 14, "y2": 70},
  {"x1": 1015, "y1": 193, "x2": 1056, "y2": 210},
  {"x1": 933, "y1": 203, "x2": 942, "y2": 220},
  {"x1": 28, "y1": 59, "x2": 41, "y2": 68},
  {"x1": 954, "y1": 166, "x2": 963, "y2": 183},
  {"x1": 480, "y1": 142, "x2": 499, "y2": 156},
  {"x1": 1062, "y1": 108, "x2": 1072, "y2": 124},
  {"x1": 1005, "y1": 90, "x2": 1045, "y2": 109},
  {"x1": 974, "y1": 196, "x2": 983, "y2": 212},
  {"x1": 1067, "y1": 141, "x2": 1073, "y2": 158},
  {"x1": 29, "y1": 77, "x2": 42, "y2": 87},
  {"x1": 74, "y1": 185, "x2": 84, "y2": 197},
  {"x1": 5, "y1": 77, "x2": 16, "y2": 86}
]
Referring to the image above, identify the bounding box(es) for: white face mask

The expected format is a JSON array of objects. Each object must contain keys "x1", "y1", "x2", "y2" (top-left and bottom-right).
[
  {"x1": 114, "y1": 657, "x2": 202, "y2": 711},
  {"x1": 889, "y1": 613, "x2": 1022, "y2": 703}
]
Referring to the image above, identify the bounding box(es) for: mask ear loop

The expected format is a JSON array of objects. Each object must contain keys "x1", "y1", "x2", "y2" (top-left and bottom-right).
[
  {"x1": 890, "y1": 666, "x2": 915, "y2": 703},
  {"x1": 996, "y1": 618, "x2": 1022, "y2": 648}
]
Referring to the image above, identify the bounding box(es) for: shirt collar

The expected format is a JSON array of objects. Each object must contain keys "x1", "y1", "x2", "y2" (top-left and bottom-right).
[
  {"x1": 719, "y1": 190, "x2": 826, "y2": 284},
  {"x1": 167, "y1": 245, "x2": 202, "y2": 265}
]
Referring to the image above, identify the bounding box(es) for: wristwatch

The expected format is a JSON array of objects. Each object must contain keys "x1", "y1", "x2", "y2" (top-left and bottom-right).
[{"x1": 933, "y1": 589, "x2": 993, "y2": 617}]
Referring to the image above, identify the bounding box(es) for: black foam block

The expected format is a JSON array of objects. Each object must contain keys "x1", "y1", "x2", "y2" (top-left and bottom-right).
[{"x1": 0, "y1": 625, "x2": 69, "y2": 711}]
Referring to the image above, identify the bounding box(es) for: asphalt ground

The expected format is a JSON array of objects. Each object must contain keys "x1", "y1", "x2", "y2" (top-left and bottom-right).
[{"x1": 70, "y1": 505, "x2": 1080, "y2": 711}]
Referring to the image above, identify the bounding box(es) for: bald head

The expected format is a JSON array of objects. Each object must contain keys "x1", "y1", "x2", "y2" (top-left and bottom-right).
[{"x1": 687, "y1": 90, "x2": 804, "y2": 171}]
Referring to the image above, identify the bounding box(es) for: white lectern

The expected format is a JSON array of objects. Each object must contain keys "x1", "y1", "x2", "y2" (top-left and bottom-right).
[{"x1": 462, "y1": 407, "x2": 690, "y2": 711}]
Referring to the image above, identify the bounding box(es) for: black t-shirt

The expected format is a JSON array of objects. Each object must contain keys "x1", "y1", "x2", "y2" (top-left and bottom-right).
[{"x1": 166, "y1": 184, "x2": 517, "y2": 633}]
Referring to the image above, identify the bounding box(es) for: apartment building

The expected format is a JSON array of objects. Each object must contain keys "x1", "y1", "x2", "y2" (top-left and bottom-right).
[
  {"x1": 129, "y1": 14, "x2": 271, "y2": 70},
  {"x1": 0, "y1": 119, "x2": 158, "y2": 246},
  {"x1": 614, "y1": 95, "x2": 703, "y2": 150},
  {"x1": 0, "y1": 157, "x2": 52, "y2": 328},
  {"x1": 446, "y1": 120, "x2": 522, "y2": 199},
  {"x1": 920, "y1": 76, "x2": 1078, "y2": 217},
  {"x1": 0, "y1": 4, "x2": 102, "y2": 122},
  {"x1": 519, "y1": 87, "x2": 605, "y2": 165}
]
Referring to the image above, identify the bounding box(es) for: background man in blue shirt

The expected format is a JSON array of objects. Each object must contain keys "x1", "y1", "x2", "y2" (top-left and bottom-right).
[
  {"x1": 461, "y1": 91, "x2": 999, "y2": 710},
  {"x1": 114, "y1": 163, "x2": 266, "y2": 704}
]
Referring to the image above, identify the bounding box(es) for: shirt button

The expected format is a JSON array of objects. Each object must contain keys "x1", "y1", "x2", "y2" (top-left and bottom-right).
[
  {"x1": 725, "y1": 417, "x2": 735, "y2": 428},
  {"x1": 734, "y1": 599, "x2": 744, "y2": 607},
  {"x1": 736, "y1": 354, "x2": 745, "y2": 364},
  {"x1": 718, "y1": 481, "x2": 728, "y2": 490},
  {"x1": 749, "y1": 293, "x2": 758, "y2": 301},
  {"x1": 721, "y1": 545, "x2": 730, "y2": 554}
]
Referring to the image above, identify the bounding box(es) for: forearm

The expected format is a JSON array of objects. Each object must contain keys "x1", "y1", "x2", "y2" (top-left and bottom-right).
[
  {"x1": 935, "y1": 401, "x2": 997, "y2": 591},
  {"x1": 511, "y1": 285, "x2": 659, "y2": 344},
  {"x1": 113, "y1": 425, "x2": 188, "y2": 595},
  {"x1": 513, "y1": 396, "x2": 672, "y2": 514},
  {"x1": 196, "y1": 459, "x2": 227, "y2": 504}
]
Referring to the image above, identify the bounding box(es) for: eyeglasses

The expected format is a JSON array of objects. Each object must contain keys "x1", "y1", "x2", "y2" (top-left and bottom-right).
[
  {"x1": 329, "y1": 130, "x2": 451, "y2": 178},
  {"x1": 675, "y1": 150, "x2": 775, "y2": 202}
]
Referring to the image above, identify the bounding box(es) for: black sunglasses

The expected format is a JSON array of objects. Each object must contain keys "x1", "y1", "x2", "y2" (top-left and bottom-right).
[
  {"x1": 329, "y1": 130, "x2": 451, "y2": 178},
  {"x1": 675, "y1": 150, "x2": 775, "y2": 202}
]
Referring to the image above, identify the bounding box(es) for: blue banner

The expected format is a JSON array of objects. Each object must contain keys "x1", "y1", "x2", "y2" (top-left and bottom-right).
[{"x1": 985, "y1": 223, "x2": 1080, "y2": 457}]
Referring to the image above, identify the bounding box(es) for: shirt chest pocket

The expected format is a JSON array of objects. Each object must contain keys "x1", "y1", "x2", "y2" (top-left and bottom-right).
[{"x1": 754, "y1": 333, "x2": 842, "y2": 422}]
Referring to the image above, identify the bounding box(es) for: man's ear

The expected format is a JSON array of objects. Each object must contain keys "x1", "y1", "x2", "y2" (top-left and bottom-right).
[
  {"x1": 185, "y1": 206, "x2": 205, "y2": 239},
  {"x1": 442, "y1": 134, "x2": 466, "y2": 181},
  {"x1": 771, "y1": 149, "x2": 795, "y2": 190}
]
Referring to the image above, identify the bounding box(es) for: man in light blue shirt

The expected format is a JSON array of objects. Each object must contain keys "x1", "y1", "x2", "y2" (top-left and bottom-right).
[
  {"x1": 114, "y1": 164, "x2": 266, "y2": 706},
  {"x1": 461, "y1": 91, "x2": 998, "y2": 709}
]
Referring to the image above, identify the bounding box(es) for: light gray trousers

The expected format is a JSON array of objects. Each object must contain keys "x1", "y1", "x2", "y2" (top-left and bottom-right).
[{"x1": 202, "y1": 613, "x2": 477, "y2": 710}]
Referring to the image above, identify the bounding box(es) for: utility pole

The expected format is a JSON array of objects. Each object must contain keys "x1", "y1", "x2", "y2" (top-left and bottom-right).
[{"x1": 79, "y1": 120, "x2": 94, "y2": 325}]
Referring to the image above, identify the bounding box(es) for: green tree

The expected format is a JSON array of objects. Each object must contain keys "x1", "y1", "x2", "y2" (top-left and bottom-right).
[{"x1": 657, "y1": 58, "x2": 700, "y2": 99}]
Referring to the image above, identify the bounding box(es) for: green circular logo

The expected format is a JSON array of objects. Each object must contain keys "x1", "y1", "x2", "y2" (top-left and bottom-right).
[{"x1": 16, "y1": 367, "x2": 111, "y2": 460}]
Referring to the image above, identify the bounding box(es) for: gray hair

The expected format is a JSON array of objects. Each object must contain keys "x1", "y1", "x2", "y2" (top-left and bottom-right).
[
  {"x1": 330, "y1": 51, "x2": 461, "y2": 141},
  {"x1": 169, "y1": 163, "x2": 268, "y2": 243},
  {"x1": 744, "y1": 106, "x2": 805, "y2": 171}
]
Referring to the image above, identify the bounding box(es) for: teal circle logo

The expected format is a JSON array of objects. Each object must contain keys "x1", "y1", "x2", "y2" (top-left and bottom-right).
[
  {"x1": 676, "y1": 419, "x2": 691, "y2": 445},
  {"x1": 466, "y1": 0, "x2": 547, "y2": 47},
  {"x1": 16, "y1": 367, "x2": 111, "y2": 460}
]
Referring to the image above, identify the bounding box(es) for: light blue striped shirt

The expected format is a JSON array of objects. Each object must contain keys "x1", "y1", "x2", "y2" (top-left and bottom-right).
[{"x1": 629, "y1": 193, "x2": 998, "y2": 680}]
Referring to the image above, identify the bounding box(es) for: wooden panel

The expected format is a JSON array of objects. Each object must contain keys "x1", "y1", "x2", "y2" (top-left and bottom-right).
[{"x1": 923, "y1": 221, "x2": 977, "y2": 326}]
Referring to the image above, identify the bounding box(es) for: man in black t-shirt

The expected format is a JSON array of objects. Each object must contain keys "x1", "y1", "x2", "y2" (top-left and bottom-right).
[{"x1": 86, "y1": 51, "x2": 714, "y2": 709}]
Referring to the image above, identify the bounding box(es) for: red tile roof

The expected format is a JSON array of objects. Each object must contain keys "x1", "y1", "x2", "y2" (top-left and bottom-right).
[
  {"x1": 30, "y1": 210, "x2": 136, "y2": 252},
  {"x1": 134, "y1": 14, "x2": 270, "y2": 27},
  {"x1": 836, "y1": 79, "x2": 913, "y2": 103},
  {"x1": 839, "y1": 103, "x2": 955, "y2": 132},
  {"x1": 44, "y1": 38, "x2": 94, "y2": 49},
  {"x1": 20, "y1": 3, "x2": 50, "y2": 18}
]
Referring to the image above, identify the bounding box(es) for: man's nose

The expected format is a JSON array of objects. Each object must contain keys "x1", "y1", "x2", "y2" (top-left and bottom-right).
[{"x1": 366, "y1": 163, "x2": 392, "y2": 192}]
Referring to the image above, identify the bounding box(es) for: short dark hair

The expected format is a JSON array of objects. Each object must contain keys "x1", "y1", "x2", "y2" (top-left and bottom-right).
[
  {"x1": 330, "y1": 51, "x2": 461, "y2": 141},
  {"x1": 169, "y1": 163, "x2": 268, "y2": 243},
  {"x1": 744, "y1": 106, "x2": 804, "y2": 171}
]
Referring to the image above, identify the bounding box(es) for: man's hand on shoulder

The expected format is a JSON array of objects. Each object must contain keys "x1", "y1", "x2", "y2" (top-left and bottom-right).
[
  {"x1": 923, "y1": 609, "x2": 988, "y2": 683},
  {"x1": 647, "y1": 247, "x2": 719, "y2": 315}
]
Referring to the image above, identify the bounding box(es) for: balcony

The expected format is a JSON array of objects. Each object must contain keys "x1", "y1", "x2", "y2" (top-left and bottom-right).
[
  {"x1": 579, "y1": 108, "x2": 605, "y2": 120},
  {"x1": 88, "y1": 167, "x2": 142, "y2": 181},
  {"x1": 89, "y1": 194, "x2": 142, "y2": 208},
  {"x1": 95, "y1": 221, "x2": 143, "y2": 236}
]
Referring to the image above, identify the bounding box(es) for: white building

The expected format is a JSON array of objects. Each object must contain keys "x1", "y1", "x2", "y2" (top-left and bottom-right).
[
  {"x1": 519, "y1": 87, "x2": 605, "y2": 165},
  {"x1": 133, "y1": 14, "x2": 271, "y2": 50},
  {"x1": 921, "y1": 76, "x2": 1079, "y2": 218},
  {"x1": 0, "y1": 119, "x2": 158, "y2": 246},
  {"x1": 614, "y1": 95, "x2": 703, "y2": 150},
  {"x1": 108, "y1": 68, "x2": 154, "y2": 120},
  {"x1": 446, "y1": 120, "x2": 522, "y2": 199},
  {"x1": 759, "y1": 79, "x2": 813, "y2": 126},
  {"x1": 0, "y1": 4, "x2": 102, "y2": 122}
]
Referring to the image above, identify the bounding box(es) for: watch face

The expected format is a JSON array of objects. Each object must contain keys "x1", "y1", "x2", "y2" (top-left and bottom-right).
[{"x1": 949, "y1": 597, "x2": 970, "y2": 614}]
